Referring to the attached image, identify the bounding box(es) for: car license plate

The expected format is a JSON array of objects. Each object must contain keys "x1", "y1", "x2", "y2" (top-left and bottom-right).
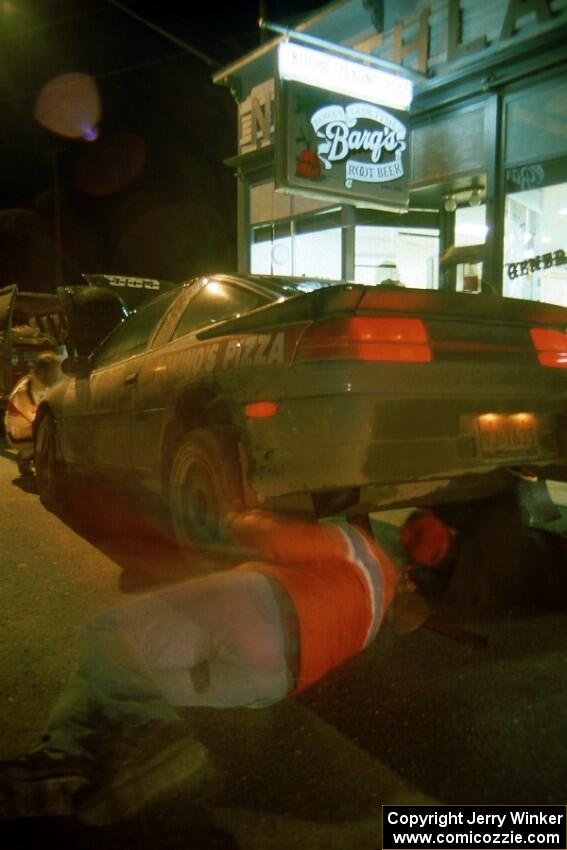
[{"x1": 475, "y1": 414, "x2": 538, "y2": 458}]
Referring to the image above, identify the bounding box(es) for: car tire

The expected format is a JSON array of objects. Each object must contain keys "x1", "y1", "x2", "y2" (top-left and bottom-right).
[
  {"x1": 34, "y1": 412, "x2": 66, "y2": 511},
  {"x1": 169, "y1": 428, "x2": 243, "y2": 557}
]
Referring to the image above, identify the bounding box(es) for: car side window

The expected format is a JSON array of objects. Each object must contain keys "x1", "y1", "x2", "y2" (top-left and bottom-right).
[
  {"x1": 93, "y1": 290, "x2": 178, "y2": 368},
  {"x1": 172, "y1": 280, "x2": 268, "y2": 339}
]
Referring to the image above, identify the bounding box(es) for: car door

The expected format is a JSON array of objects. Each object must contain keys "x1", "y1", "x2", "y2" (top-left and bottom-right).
[
  {"x1": 53, "y1": 284, "x2": 129, "y2": 468},
  {"x1": 0, "y1": 284, "x2": 17, "y2": 405},
  {"x1": 83, "y1": 288, "x2": 180, "y2": 474}
]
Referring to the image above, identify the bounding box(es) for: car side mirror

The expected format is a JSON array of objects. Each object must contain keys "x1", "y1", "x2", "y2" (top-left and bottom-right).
[{"x1": 61, "y1": 355, "x2": 91, "y2": 379}]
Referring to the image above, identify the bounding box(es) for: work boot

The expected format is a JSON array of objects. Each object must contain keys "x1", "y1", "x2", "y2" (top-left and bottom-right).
[
  {"x1": 0, "y1": 748, "x2": 94, "y2": 819},
  {"x1": 16, "y1": 458, "x2": 34, "y2": 478}
]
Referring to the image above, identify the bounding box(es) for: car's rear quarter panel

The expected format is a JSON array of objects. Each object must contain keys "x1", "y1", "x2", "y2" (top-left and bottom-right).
[{"x1": 133, "y1": 328, "x2": 303, "y2": 488}]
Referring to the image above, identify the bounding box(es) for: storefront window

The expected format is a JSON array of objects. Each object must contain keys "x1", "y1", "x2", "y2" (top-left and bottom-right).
[
  {"x1": 504, "y1": 182, "x2": 567, "y2": 307},
  {"x1": 250, "y1": 214, "x2": 342, "y2": 279},
  {"x1": 454, "y1": 205, "x2": 487, "y2": 293},
  {"x1": 293, "y1": 226, "x2": 342, "y2": 278},
  {"x1": 354, "y1": 226, "x2": 439, "y2": 288},
  {"x1": 251, "y1": 222, "x2": 293, "y2": 276}
]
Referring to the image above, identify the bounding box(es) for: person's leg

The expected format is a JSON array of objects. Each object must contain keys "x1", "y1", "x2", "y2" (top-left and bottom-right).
[
  {"x1": 146, "y1": 571, "x2": 291, "y2": 709},
  {"x1": 0, "y1": 578, "x2": 217, "y2": 818},
  {"x1": 16, "y1": 443, "x2": 34, "y2": 476},
  {"x1": 41, "y1": 570, "x2": 289, "y2": 753},
  {"x1": 40, "y1": 607, "x2": 185, "y2": 760},
  {"x1": 0, "y1": 570, "x2": 290, "y2": 818}
]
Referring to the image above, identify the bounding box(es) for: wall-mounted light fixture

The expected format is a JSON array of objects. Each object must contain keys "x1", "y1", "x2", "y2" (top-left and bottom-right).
[
  {"x1": 444, "y1": 186, "x2": 485, "y2": 212},
  {"x1": 469, "y1": 188, "x2": 483, "y2": 207}
]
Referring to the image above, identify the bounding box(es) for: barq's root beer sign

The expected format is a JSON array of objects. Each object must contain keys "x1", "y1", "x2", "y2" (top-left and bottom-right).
[
  {"x1": 310, "y1": 102, "x2": 407, "y2": 188},
  {"x1": 275, "y1": 44, "x2": 412, "y2": 212}
]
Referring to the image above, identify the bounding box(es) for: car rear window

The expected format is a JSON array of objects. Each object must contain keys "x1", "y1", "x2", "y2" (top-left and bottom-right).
[
  {"x1": 93, "y1": 289, "x2": 179, "y2": 367},
  {"x1": 172, "y1": 280, "x2": 269, "y2": 339}
]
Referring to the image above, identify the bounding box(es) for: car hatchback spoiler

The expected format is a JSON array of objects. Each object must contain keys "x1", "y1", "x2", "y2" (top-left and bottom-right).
[
  {"x1": 83, "y1": 274, "x2": 179, "y2": 309},
  {"x1": 196, "y1": 283, "x2": 567, "y2": 342}
]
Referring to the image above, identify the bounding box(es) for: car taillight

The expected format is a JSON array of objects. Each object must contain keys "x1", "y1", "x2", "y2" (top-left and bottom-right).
[
  {"x1": 296, "y1": 316, "x2": 431, "y2": 363},
  {"x1": 244, "y1": 401, "x2": 279, "y2": 418},
  {"x1": 530, "y1": 328, "x2": 567, "y2": 369}
]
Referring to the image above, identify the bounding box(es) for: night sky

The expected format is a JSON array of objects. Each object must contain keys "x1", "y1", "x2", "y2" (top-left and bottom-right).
[
  {"x1": 0, "y1": 0, "x2": 327, "y2": 289},
  {"x1": 1, "y1": 0, "x2": 325, "y2": 204}
]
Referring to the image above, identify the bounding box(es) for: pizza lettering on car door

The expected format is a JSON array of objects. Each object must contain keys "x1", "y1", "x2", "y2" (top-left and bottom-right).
[
  {"x1": 164, "y1": 327, "x2": 306, "y2": 380},
  {"x1": 227, "y1": 333, "x2": 284, "y2": 369}
]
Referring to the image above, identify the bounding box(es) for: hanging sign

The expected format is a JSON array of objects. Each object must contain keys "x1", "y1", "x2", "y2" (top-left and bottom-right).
[{"x1": 275, "y1": 43, "x2": 412, "y2": 212}]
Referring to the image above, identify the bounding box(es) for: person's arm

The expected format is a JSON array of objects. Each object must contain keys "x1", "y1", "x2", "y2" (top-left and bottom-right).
[{"x1": 229, "y1": 511, "x2": 350, "y2": 565}]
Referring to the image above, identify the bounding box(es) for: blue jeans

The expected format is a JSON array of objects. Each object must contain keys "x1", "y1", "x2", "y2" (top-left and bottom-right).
[{"x1": 42, "y1": 571, "x2": 291, "y2": 759}]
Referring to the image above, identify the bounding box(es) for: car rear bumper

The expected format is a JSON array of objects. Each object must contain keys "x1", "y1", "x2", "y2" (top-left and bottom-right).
[{"x1": 243, "y1": 392, "x2": 567, "y2": 511}]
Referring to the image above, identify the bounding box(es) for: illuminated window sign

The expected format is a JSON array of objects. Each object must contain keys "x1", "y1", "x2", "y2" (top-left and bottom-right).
[
  {"x1": 312, "y1": 102, "x2": 407, "y2": 186},
  {"x1": 277, "y1": 42, "x2": 413, "y2": 112},
  {"x1": 275, "y1": 45, "x2": 411, "y2": 212}
]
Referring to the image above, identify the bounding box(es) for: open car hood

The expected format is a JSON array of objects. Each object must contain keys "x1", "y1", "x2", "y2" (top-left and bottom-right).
[
  {"x1": 0, "y1": 284, "x2": 17, "y2": 399},
  {"x1": 57, "y1": 285, "x2": 130, "y2": 356},
  {"x1": 0, "y1": 284, "x2": 17, "y2": 335}
]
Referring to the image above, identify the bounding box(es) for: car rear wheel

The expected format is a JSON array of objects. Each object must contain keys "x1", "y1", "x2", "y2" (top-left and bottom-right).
[
  {"x1": 169, "y1": 428, "x2": 243, "y2": 557},
  {"x1": 34, "y1": 412, "x2": 66, "y2": 510}
]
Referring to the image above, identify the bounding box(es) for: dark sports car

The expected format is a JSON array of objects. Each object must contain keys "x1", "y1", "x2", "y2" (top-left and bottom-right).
[{"x1": 34, "y1": 273, "x2": 567, "y2": 552}]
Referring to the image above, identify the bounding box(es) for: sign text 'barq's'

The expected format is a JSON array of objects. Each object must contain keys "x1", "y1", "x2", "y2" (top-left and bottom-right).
[{"x1": 311, "y1": 103, "x2": 407, "y2": 187}]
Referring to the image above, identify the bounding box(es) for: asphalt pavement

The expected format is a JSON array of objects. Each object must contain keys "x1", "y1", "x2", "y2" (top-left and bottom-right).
[{"x1": 1, "y1": 443, "x2": 566, "y2": 850}]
